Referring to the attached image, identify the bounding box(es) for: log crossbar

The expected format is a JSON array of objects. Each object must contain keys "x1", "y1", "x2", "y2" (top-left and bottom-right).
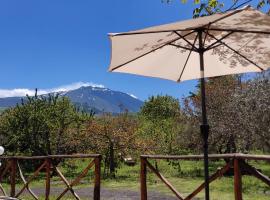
[
  {"x1": 0, "y1": 154, "x2": 102, "y2": 200},
  {"x1": 140, "y1": 153, "x2": 270, "y2": 200}
]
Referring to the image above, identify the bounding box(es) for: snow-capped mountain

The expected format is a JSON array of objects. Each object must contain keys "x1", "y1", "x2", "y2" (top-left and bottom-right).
[{"x1": 0, "y1": 86, "x2": 143, "y2": 114}]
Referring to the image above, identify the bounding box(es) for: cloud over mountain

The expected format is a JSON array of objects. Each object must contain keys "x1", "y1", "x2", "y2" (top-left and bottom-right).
[
  {"x1": 0, "y1": 82, "x2": 105, "y2": 98},
  {"x1": 0, "y1": 84, "x2": 143, "y2": 114}
]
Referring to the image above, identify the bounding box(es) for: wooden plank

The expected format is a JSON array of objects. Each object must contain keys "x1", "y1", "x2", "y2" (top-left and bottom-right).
[
  {"x1": 1, "y1": 153, "x2": 269, "y2": 161},
  {"x1": 0, "y1": 161, "x2": 11, "y2": 182},
  {"x1": 140, "y1": 157, "x2": 147, "y2": 200},
  {"x1": 0, "y1": 183, "x2": 7, "y2": 196},
  {"x1": 241, "y1": 161, "x2": 270, "y2": 187},
  {"x1": 45, "y1": 159, "x2": 51, "y2": 200},
  {"x1": 0, "y1": 160, "x2": 11, "y2": 196},
  {"x1": 145, "y1": 159, "x2": 184, "y2": 200},
  {"x1": 1, "y1": 154, "x2": 101, "y2": 160},
  {"x1": 185, "y1": 161, "x2": 232, "y2": 200},
  {"x1": 94, "y1": 156, "x2": 101, "y2": 200},
  {"x1": 17, "y1": 162, "x2": 39, "y2": 200},
  {"x1": 234, "y1": 159, "x2": 242, "y2": 200},
  {"x1": 140, "y1": 153, "x2": 270, "y2": 161},
  {"x1": 236, "y1": 154, "x2": 270, "y2": 161},
  {"x1": 141, "y1": 154, "x2": 236, "y2": 160},
  {"x1": 15, "y1": 160, "x2": 47, "y2": 198},
  {"x1": 55, "y1": 167, "x2": 80, "y2": 200},
  {"x1": 56, "y1": 159, "x2": 95, "y2": 200},
  {"x1": 10, "y1": 158, "x2": 17, "y2": 197}
]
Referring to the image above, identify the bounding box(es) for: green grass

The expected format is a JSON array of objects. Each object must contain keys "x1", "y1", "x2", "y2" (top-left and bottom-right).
[
  {"x1": 101, "y1": 159, "x2": 270, "y2": 200},
  {"x1": 0, "y1": 159, "x2": 269, "y2": 199}
]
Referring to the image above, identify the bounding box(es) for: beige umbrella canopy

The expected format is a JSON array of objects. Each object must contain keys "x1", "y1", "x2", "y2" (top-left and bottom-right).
[
  {"x1": 109, "y1": 6, "x2": 270, "y2": 81},
  {"x1": 108, "y1": 6, "x2": 270, "y2": 200}
]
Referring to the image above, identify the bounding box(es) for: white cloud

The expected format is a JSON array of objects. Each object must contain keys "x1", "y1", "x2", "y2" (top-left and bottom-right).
[{"x1": 0, "y1": 82, "x2": 105, "y2": 98}]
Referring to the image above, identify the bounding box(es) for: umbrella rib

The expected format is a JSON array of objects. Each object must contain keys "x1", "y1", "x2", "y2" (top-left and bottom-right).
[
  {"x1": 203, "y1": 24, "x2": 211, "y2": 46},
  {"x1": 207, "y1": 28, "x2": 270, "y2": 35},
  {"x1": 168, "y1": 43, "x2": 197, "y2": 52},
  {"x1": 206, "y1": 43, "x2": 223, "y2": 51},
  {"x1": 224, "y1": 0, "x2": 252, "y2": 12},
  {"x1": 206, "y1": 31, "x2": 264, "y2": 71},
  {"x1": 205, "y1": 31, "x2": 234, "y2": 51},
  {"x1": 173, "y1": 31, "x2": 199, "y2": 51},
  {"x1": 110, "y1": 7, "x2": 248, "y2": 37},
  {"x1": 177, "y1": 33, "x2": 199, "y2": 82},
  {"x1": 205, "y1": 6, "x2": 248, "y2": 26},
  {"x1": 110, "y1": 31, "x2": 196, "y2": 71}
]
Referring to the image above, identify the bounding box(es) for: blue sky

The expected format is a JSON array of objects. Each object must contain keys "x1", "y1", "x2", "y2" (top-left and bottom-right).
[{"x1": 0, "y1": 0, "x2": 206, "y2": 100}]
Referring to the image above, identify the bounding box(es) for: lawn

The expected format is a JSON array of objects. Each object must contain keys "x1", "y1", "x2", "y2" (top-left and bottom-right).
[{"x1": 0, "y1": 158, "x2": 269, "y2": 199}]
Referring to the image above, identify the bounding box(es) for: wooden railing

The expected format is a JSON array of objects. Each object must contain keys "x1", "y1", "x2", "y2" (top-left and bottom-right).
[
  {"x1": 0, "y1": 154, "x2": 102, "y2": 200},
  {"x1": 140, "y1": 153, "x2": 270, "y2": 200}
]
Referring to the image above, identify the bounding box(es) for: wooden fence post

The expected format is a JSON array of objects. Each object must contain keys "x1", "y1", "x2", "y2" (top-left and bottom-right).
[
  {"x1": 45, "y1": 158, "x2": 51, "y2": 200},
  {"x1": 234, "y1": 158, "x2": 242, "y2": 200},
  {"x1": 94, "y1": 155, "x2": 101, "y2": 200},
  {"x1": 10, "y1": 158, "x2": 17, "y2": 197},
  {"x1": 140, "y1": 156, "x2": 147, "y2": 200}
]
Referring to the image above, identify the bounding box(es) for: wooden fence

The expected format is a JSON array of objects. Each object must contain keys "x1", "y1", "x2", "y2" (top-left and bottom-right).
[
  {"x1": 0, "y1": 154, "x2": 102, "y2": 200},
  {"x1": 140, "y1": 153, "x2": 270, "y2": 200}
]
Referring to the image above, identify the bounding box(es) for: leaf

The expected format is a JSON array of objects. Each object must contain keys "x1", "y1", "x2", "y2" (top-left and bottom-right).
[
  {"x1": 257, "y1": 0, "x2": 266, "y2": 9},
  {"x1": 209, "y1": 0, "x2": 218, "y2": 8},
  {"x1": 193, "y1": 7, "x2": 200, "y2": 14},
  {"x1": 194, "y1": 0, "x2": 200, "y2": 4}
]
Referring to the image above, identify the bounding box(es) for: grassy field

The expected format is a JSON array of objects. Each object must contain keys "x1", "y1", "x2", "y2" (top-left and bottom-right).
[
  {"x1": 0, "y1": 158, "x2": 270, "y2": 199},
  {"x1": 104, "y1": 159, "x2": 270, "y2": 200}
]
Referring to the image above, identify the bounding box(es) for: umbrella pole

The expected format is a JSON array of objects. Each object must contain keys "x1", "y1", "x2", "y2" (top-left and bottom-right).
[{"x1": 198, "y1": 29, "x2": 210, "y2": 200}]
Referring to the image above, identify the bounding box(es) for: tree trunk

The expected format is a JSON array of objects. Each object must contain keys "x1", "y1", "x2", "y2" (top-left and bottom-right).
[{"x1": 109, "y1": 141, "x2": 115, "y2": 178}]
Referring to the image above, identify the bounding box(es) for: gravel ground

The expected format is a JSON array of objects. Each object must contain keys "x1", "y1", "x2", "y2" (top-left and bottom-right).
[{"x1": 16, "y1": 187, "x2": 179, "y2": 200}]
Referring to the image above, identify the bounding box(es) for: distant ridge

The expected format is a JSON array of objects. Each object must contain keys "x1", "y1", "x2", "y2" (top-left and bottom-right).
[{"x1": 0, "y1": 86, "x2": 143, "y2": 114}]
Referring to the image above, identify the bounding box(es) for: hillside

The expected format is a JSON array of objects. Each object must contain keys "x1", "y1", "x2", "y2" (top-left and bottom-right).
[{"x1": 0, "y1": 86, "x2": 143, "y2": 114}]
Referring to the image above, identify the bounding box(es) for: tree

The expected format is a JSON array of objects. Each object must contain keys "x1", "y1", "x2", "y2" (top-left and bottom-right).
[
  {"x1": 138, "y1": 95, "x2": 187, "y2": 154},
  {"x1": 140, "y1": 95, "x2": 180, "y2": 121},
  {"x1": 183, "y1": 76, "x2": 244, "y2": 153},
  {"x1": 183, "y1": 72, "x2": 270, "y2": 154},
  {"x1": 231, "y1": 73, "x2": 270, "y2": 152},
  {"x1": 86, "y1": 112, "x2": 141, "y2": 177},
  {"x1": 0, "y1": 90, "x2": 91, "y2": 156}
]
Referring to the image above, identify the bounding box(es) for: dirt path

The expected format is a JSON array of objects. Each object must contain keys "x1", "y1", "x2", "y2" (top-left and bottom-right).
[{"x1": 20, "y1": 187, "x2": 179, "y2": 200}]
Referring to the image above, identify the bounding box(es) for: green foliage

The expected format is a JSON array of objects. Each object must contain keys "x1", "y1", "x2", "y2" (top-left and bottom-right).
[
  {"x1": 167, "y1": 0, "x2": 270, "y2": 17},
  {"x1": 140, "y1": 95, "x2": 180, "y2": 121},
  {"x1": 138, "y1": 95, "x2": 188, "y2": 154},
  {"x1": 0, "y1": 90, "x2": 92, "y2": 156}
]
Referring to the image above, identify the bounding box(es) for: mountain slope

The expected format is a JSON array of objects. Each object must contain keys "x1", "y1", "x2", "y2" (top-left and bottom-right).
[{"x1": 0, "y1": 86, "x2": 143, "y2": 114}]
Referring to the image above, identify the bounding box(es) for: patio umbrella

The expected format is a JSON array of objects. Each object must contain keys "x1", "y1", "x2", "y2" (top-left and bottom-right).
[{"x1": 107, "y1": 6, "x2": 270, "y2": 200}]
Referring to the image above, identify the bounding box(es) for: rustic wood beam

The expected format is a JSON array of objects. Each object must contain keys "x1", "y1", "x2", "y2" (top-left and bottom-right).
[
  {"x1": 0, "y1": 183, "x2": 7, "y2": 196},
  {"x1": 145, "y1": 159, "x2": 184, "y2": 200},
  {"x1": 17, "y1": 162, "x2": 38, "y2": 200},
  {"x1": 94, "y1": 156, "x2": 101, "y2": 200},
  {"x1": 10, "y1": 158, "x2": 17, "y2": 197},
  {"x1": 140, "y1": 154, "x2": 270, "y2": 161},
  {"x1": 56, "y1": 159, "x2": 95, "y2": 200},
  {"x1": 234, "y1": 159, "x2": 243, "y2": 200},
  {"x1": 140, "y1": 157, "x2": 147, "y2": 200},
  {"x1": 241, "y1": 161, "x2": 270, "y2": 187},
  {"x1": 1, "y1": 154, "x2": 101, "y2": 160},
  {"x1": 185, "y1": 161, "x2": 232, "y2": 200},
  {"x1": 15, "y1": 160, "x2": 47, "y2": 198},
  {"x1": 55, "y1": 167, "x2": 80, "y2": 200},
  {"x1": 45, "y1": 158, "x2": 51, "y2": 200}
]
